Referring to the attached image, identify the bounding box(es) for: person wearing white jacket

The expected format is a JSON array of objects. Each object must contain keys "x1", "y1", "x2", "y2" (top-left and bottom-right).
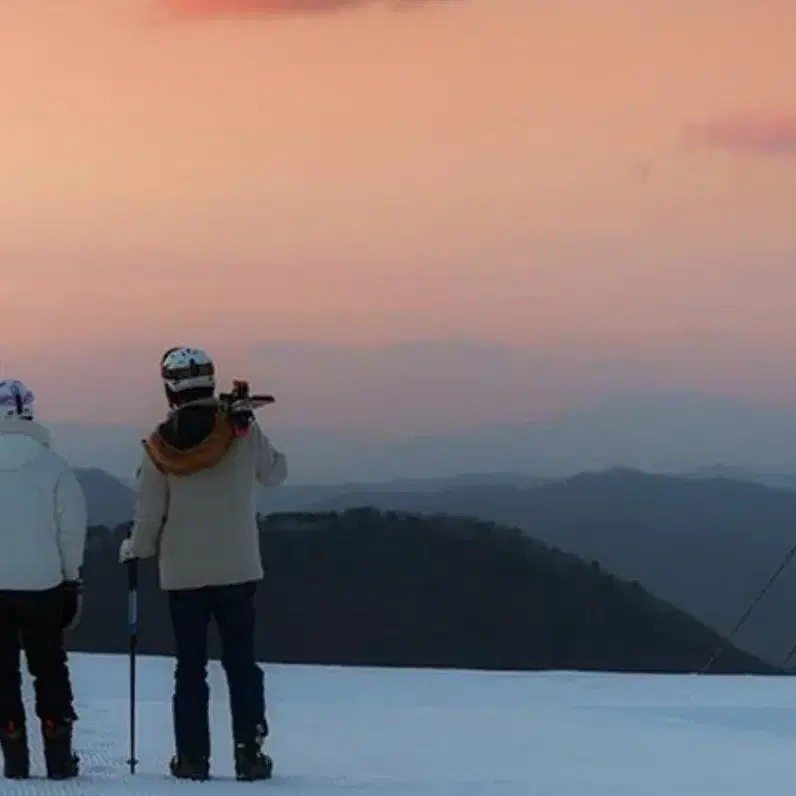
[
  {"x1": 0, "y1": 380, "x2": 87, "y2": 782},
  {"x1": 119, "y1": 347, "x2": 287, "y2": 783}
]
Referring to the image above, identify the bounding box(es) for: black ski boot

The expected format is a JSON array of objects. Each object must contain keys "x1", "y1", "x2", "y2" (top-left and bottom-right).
[
  {"x1": 234, "y1": 725, "x2": 272, "y2": 781},
  {"x1": 41, "y1": 718, "x2": 79, "y2": 780},
  {"x1": 169, "y1": 753, "x2": 210, "y2": 781},
  {"x1": 0, "y1": 721, "x2": 29, "y2": 780}
]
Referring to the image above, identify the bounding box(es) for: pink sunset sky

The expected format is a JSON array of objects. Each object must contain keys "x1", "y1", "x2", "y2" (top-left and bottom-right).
[{"x1": 1, "y1": 0, "x2": 795, "y2": 434}]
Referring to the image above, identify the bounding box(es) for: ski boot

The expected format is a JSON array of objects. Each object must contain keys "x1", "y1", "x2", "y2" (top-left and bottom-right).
[
  {"x1": 234, "y1": 724, "x2": 273, "y2": 781},
  {"x1": 41, "y1": 718, "x2": 79, "y2": 780},
  {"x1": 0, "y1": 721, "x2": 29, "y2": 779},
  {"x1": 169, "y1": 753, "x2": 210, "y2": 781}
]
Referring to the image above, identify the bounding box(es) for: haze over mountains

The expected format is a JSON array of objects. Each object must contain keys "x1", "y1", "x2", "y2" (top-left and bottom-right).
[{"x1": 52, "y1": 390, "x2": 796, "y2": 483}]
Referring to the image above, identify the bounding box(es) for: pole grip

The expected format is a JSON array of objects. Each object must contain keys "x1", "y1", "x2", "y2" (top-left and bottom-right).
[{"x1": 127, "y1": 558, "x2": 138, "y2": 591}]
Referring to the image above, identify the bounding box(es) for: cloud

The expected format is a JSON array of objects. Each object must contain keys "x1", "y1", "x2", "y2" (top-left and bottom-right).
[
  {"x1": 684, "y1": 112, "x2": 796, "y2": 156},
  {"x1": 156, "y1": 0, "x2": 459, "y2": 21}
]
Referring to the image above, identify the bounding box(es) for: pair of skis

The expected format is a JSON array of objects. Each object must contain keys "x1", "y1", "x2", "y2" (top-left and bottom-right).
[{"x1": 218, "y1": 381, "x2": 275, "y2": 438}]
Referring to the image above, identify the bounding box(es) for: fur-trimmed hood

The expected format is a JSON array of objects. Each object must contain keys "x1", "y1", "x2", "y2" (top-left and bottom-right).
[{"x1": 143, "y1": 403, "x2": 237, "y2": 477}]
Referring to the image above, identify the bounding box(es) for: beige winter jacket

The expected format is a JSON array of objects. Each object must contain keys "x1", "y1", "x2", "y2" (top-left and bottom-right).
[{"x1": 127, "y1": 406, "x2": 287, "y2": 591}]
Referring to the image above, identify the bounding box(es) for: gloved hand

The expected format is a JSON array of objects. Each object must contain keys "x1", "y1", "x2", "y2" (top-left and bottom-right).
[
  {"x1": 60, "y1": 580, "x2": 83, "y2": 633},
  {"x1": 118, "y1": 538, "x2": 135, "y2": 563}
]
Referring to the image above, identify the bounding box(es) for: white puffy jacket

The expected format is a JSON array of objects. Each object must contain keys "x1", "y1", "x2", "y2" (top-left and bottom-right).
[{"x1": 0, "y1": 418, "x2": 87, "y2": 590}]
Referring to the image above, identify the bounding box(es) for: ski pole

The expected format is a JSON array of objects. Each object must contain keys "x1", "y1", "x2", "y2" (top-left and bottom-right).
[
  {"x1": 126, "y1": 549, "x2": 139, "y2": 775},
  {"x1": 700, "y1": 541, "x2": 796, "y2": 674}
]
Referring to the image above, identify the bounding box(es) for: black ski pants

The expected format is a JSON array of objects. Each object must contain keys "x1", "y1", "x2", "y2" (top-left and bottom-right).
[
  {"x1": 167, "y1": 580, "x2": 267, "y2": 759},
  {"x1": 0, "y1": 586, "x2": 76, "y2": 726}
]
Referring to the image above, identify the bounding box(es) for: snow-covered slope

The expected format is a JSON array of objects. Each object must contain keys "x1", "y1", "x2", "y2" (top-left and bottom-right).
[{"x1": 9, "y1": 653, "x2": 796, "y2": 793}]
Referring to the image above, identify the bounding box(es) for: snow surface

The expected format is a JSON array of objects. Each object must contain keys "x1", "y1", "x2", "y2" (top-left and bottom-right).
[{"x1": 9, "y1": 652, "x2": 796, "y2": 793}]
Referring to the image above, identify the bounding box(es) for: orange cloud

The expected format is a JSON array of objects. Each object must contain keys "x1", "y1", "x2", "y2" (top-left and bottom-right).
[
  {"x1": 684, "y1": 112, "x2": 796, "y2": 156},
  {"x1": 158, "y1": 0, "x2": 459, "y2": 20}
]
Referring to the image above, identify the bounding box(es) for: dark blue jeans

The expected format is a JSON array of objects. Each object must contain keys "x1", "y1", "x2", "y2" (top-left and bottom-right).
[{"x1": 167, "y1": 581, "x2": 266, "y2": 759}]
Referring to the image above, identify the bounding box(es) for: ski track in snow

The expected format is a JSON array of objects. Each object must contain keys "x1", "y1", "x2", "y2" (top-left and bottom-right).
[{"x1": 8, "y1": 652, "x2": 796, "y2": 794}]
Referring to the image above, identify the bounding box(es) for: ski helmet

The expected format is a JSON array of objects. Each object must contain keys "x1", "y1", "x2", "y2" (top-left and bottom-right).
[
  {"x1": 0, "y1": 379, "x2": 35, "y2": 420},
  {"x1": 160, "y1": 347, "x2": 215, "y2": 393}
]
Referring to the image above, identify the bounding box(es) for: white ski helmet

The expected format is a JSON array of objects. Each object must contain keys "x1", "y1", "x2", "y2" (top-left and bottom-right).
[
  {"x1": 0, "y1": 379, "x2": 35, "y2": 420},
  {"x1": 160, "y1": 347, "x2": 215, "y2": 393}
]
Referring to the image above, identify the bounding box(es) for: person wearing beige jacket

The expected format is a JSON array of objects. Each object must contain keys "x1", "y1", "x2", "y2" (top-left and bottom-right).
[{"x1": 118, "y1": 347, "x2": 286, "y2": 782}]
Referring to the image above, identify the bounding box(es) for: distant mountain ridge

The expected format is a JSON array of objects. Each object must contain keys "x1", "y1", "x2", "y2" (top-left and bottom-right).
[
  {"x1": 680, "y1": 464, "x2": 796, "y2": 491},
  {"x1": 74, "y1": 467, "x2": 553, "y2": 519},
  {"x1": 74, "y1": 468, "x2": 136, "y2": 528},
  {"x1": 78, "y1": 460, "x2": 796, "y2": 523}
]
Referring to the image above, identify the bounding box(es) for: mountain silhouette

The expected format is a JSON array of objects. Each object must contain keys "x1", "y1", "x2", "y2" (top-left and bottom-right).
[
  {"x1": 307, "y1": 469, "x2": 796, "y2": 664},
  {"x1": 71, "y1": 511, "x2": 775, "y2": 675},
  {"x1": 74, "y1": 467, "x2": 136, "y2": 528}
]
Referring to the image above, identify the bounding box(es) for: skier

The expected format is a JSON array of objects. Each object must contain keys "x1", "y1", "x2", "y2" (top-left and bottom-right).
[
  {"x1": 0, "y1": 379, "x2": 87, "y2": 781},
  {"x1": 118, "y1": 346, "x2": 287, "y2": 781}
]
